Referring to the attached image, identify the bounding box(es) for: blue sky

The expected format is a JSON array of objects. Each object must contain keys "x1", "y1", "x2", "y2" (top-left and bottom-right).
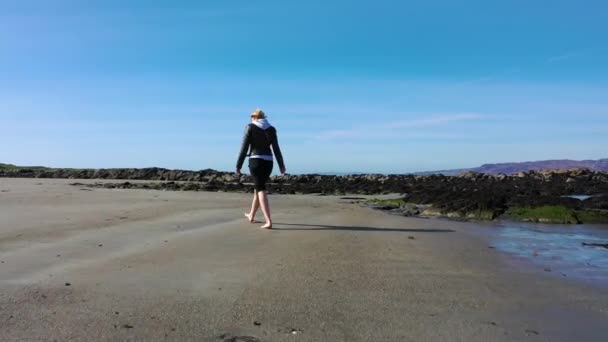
[{"x1": 1, "y1": 0, "x2": 607, "y2": 173}]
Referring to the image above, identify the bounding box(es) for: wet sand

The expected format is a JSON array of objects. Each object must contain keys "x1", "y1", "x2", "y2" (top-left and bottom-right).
[{"x1": 1, "y1": 178, "x2": 607, "y2": 341}]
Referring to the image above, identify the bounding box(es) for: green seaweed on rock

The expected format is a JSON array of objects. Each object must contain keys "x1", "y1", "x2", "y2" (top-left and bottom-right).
[{"x1": 507, "y1": 206, "x2": 579, "y2": 224}]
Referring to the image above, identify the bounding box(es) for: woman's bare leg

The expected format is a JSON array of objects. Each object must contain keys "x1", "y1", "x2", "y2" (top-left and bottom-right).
[
  {"x1": 258, "y1": 190, "x2": 272, "y2": 229},
  {"x1": 244, "y1": 191, "x2": 259, "y2": 223}
]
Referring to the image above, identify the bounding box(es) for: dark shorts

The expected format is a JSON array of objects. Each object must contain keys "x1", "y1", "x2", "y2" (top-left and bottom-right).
[{"x1": 249, "y1": 158, "x2": 273, "y2": 191}]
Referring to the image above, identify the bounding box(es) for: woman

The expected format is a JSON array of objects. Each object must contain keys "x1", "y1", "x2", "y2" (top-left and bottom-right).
[{"x1": 236, "y1": 109, "x2": 286, "y2": 229}]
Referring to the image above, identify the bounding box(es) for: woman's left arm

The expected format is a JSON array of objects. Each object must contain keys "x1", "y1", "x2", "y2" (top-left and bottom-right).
[{"x1": 236, "y1": 125, "x2": 252, "y2": 174}]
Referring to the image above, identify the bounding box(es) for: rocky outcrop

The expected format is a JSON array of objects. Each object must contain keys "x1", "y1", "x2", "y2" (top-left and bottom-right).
[
  {"x1": 2, "y1": 167, "x2": 608, "y2": 195},
  {"x1": 3, "y1": 166, "x2": 608, "y2": 223},
  {"x1": 0, "y1": 167, "x2": 241, "y2": 182}
]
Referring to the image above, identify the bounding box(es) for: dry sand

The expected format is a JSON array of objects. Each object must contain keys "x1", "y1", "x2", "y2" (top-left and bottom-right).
[{"x1": 1, "y1": 178, "x2": 607, "y2": 341}]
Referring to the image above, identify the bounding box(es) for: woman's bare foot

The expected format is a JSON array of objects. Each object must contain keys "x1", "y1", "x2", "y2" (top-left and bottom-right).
[
  {"x1": 260, "y1": 222, "x2": 272, "y2": 229},
  {"x1": 244, "y1": 213, "x2": 256, "y2": 223}
]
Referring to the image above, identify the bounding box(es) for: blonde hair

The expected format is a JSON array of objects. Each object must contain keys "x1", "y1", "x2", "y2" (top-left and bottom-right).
[{"x1": 251, "y1": 108, "x2": 266, "y2": 119}]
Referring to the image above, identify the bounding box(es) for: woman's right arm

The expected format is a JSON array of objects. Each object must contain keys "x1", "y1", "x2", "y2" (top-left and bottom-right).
[{"x1": 236, "y1": 125, "x2": 251, "y2": 173}]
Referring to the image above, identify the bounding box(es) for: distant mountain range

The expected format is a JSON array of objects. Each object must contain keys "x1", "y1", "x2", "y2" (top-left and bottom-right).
[
  {"x1": 418, "y1": 159, "x2": 608, "y2": 176},
  {"x1": 0, "y1": 163, "x2": 49, "y2": 170}
]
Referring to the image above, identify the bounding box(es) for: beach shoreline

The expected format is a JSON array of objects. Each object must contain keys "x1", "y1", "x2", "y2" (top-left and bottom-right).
[{"x1": 1, "y1": 178, "x2": 607, "y2": 341}]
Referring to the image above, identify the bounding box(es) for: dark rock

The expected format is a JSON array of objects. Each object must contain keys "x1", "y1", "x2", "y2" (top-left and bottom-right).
[
  {"x1": 122, "y1": 324, "x2": 134, "y2": 329},
  {"x1": 582, "y1": 242, "x2": 608, "y2": 249},
  {"x1": 585, "y1": 194, "x2": 608, "y2": 210},
  {"x1": 218, "y1": 334, "x2": 260, "y2": 342}
]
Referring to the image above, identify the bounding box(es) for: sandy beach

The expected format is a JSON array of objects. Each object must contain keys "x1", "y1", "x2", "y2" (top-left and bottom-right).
[{"x1": 1, "y1": 178, "x2": 607, "y2": 342}]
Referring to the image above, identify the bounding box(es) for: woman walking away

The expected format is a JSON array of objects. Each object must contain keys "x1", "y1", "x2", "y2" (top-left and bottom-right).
[{"x1": 236, "y1": 109, "x2": 286, "y2": 229}]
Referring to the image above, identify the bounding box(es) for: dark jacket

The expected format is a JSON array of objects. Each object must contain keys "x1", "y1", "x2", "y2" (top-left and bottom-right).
[{"x1": 236, "y1": 123, "x2": 285, "y2": 171}]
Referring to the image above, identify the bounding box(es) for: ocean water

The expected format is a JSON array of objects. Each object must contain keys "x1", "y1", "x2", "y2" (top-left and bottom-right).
[{"x1": 489, "y1": 222, "x2": 608, "y2": 285}]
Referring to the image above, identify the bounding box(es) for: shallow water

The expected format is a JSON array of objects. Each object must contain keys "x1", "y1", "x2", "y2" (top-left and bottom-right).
[
  {"x1": 562, "y1": 194, "x2": 593, "y2": 201},
  {"x1": 487, "y1": 222, "x2": 608, "y2": 286}
]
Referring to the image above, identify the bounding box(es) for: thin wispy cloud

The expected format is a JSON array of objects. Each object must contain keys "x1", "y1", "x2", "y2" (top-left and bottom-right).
[
  {"x1": 547, "y1": 50, "x2": 590, "y2": 63},
  {"x1": 384, "y1": 113, "x2": 483, "y2": 129},
  {"x1": 455, "y1": 69, "x2": 521, "y2": 87},
  {"x1": 548, "y1": 54, "x2": 573, "y2": 63},
  {"x1": 314, "y1": 113, "x2": 486, "y2": 141},
  {"x1": 315, "y1": 129, "x2": 361, "y2": 139}
]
